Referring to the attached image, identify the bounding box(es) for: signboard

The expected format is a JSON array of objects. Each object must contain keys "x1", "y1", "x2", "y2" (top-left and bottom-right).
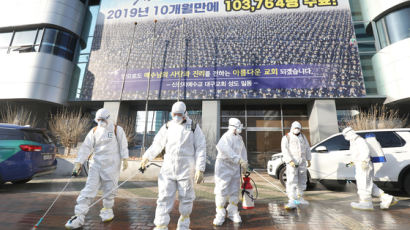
[{"x1": 80, "y1": 0, "x2": 366, "y2": 100}]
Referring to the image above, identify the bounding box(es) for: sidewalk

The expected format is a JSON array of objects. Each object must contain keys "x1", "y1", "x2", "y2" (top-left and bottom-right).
[{"x1": 1, "y1": 170, "x2": 409, "y2": 229}]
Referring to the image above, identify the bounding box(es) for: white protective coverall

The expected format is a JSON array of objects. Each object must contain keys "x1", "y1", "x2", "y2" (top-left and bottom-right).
[
  {"x1": 281, "y1": 121, "x2": 311, "y2": 208},
  {"x1": 342, "y1": 127, "x2": 396, "y2": 210},
  {"x1": 142, "y1": 103, "x2": 206, "y2": 230},
  {"x1": 213, "y1": 118, "x2": 248, "y2": 225},
  {"x1": 67, "y1": 109, "x2": 129, "y2": 226}
]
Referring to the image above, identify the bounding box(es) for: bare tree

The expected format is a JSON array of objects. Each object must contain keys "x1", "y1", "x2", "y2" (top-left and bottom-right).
[
  {"x1": 0, "y1": 104, "x2": 38, "y2": 127},
  {"x1": 117, "y1": 115, "x2": 136, "y2": 147},
  {"x1": 344, "y1": 104, "x2": 407, "y2": 130},
  {"x1": 49, "y1": 108, "x2": 91, "y2": 156}
]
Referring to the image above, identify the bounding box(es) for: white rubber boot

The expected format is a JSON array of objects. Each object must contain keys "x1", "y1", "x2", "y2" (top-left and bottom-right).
[
  {"x1": 227, "y1": 203, "x2": 242, "y2": 223},
  {"x1": 351, "y1": 201, "x2": 374, "y2": 210},
  {"x1": 99, "y1": 208, "x2": 114, "y2": 222},
  {"x1": 213, "y1": 207, "x2": 226, "y2": 226},
  {"x1": 285, "y1": 200, "x2": 297, "y2": 210},
  {"x1": 297, "y1": 196, "x2": 310, "y2": 205},
  {"x1": 380, "y1": 194, "x2": 398, "y2": 209},
  {"x1": 176, "y1": 215, "x2": 190, "y2": 230},
  {"x1": 65, "y1": 215, "x2": 84, "y2": 229}
]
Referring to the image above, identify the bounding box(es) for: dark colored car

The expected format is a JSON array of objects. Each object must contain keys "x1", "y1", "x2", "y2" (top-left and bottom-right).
[{"x1": 0, "y1": 124, "x2": 57, "y2": 184}]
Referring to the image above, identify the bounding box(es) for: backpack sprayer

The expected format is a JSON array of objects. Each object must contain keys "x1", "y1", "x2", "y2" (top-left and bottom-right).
[
  {"x1": 32, "y1": 162, "x2": 161, "y2": 229},
  {"x1": 365, "y1": 133, "x2": 386, "y2": 163}
]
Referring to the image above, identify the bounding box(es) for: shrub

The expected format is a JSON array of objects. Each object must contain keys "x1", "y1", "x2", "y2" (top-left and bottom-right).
[
  {"x1": 49, "y1": 108, "x2": 91, "y2": 155},
  {"x1": 0, "y1": 104, "x2": 38, "y2": 127},
  {"x1": 344, "y1": 105, "x2": 407, "y2": 130}
]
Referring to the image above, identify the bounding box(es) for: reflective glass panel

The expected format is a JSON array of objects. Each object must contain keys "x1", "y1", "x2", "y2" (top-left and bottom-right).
[
  {"x1": 0, "y1": 32, "x2": 12, "y2": 47},
  {"x1": 11, "y1": 30, "x2": 37, "y2": 47},
  {"x1": 384, "y1": 7, "x2": 410, "y2": 45},
  {"x1": 42, "y1": 28, "x2": 58, "y2": 44}
]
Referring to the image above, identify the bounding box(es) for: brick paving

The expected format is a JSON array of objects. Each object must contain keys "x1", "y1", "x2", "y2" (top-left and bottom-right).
[{"x1": 0, "y1": 172, "x2": 410, "y2": 230}]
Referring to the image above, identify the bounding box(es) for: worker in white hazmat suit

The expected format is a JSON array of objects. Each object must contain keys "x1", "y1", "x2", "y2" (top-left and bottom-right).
[
  {"x1": 213, "y1": 118, "x2": 248, "y2": 226},
  {"x1": 139, "y1": 101, "x2": 206, "y2": 230},
  {"x1": 342, "y1": 127, "x2": 397, "y2": 210},
  {"x1": 65, "y1": 108, "x2": 129, "y2": 229},
  {"x1": 281, "y1": 121, "x2": 311, "y2": 209}
]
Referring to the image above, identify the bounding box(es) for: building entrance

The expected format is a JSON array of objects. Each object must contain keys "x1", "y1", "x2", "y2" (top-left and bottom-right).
[{"x1": 221, "y1": 104, "x2": 310, "y2": 169}]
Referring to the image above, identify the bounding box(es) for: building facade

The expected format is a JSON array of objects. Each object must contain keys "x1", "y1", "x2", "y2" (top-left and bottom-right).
[{"x1": 0, "y1": 0, "x2": 409, "y2": 169}]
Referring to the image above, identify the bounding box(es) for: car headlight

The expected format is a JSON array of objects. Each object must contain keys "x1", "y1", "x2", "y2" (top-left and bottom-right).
[{"x1": 271, "y1": 155, "x2": 282, "y2": 161}]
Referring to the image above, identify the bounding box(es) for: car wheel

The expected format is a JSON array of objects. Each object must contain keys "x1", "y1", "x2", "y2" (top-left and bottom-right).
[
  {"x1": 279, "y1": 166, "x2": 287, "y2": 187},
  {"x1": 306, "y1": 171, "x2": 316, "y2": 189},
  {"x1": 11, "y1": 178, "x2": 32, "y2": 184},
  {"x1": 404, "y1": 172, "x2": 410, "y2": 196}
]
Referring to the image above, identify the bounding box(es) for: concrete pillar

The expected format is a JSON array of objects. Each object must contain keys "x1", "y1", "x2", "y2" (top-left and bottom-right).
[
  {"x1": 103, "y1": 101, "x2": 130, "y2": 123},
  {"x1": 308, "y1": 100, "x2": 339, "y2": 145},
  {"x1": 201, "y1": 100, "x2": 220, "y2": 172}
]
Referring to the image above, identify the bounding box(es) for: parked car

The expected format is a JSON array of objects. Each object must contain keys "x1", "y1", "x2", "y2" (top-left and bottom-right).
[
  {"x1": 0, "y1": 124, "x2": 57, "y2": 184},
  {"x1": 267, "y1": 129, "x2": 410, "y2": 195}
]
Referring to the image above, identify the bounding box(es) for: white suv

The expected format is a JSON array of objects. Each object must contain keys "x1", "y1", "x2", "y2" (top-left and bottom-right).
[{"x1": 267, "y1": 129, "x2": 410, "y2": 195}]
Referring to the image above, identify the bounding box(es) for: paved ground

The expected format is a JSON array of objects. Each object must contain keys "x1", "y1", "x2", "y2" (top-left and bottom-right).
[{"x1": 1, "y1": 170, "x2": 410, "y2": 230}]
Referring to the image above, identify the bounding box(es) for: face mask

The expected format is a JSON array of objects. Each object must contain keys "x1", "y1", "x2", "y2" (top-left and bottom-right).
[
  {"x1": 173, "y1": 115, "x2": 183, "y2": 124},
  {"x1": 236, "y1": 127, "x2": 242, "y2": 134},
  {"x1": 98, "y1": 120, "x2": 107, "y2": 128},
  {"x1": 292, "y1": 129, "x2": 300, "y2": 135}
]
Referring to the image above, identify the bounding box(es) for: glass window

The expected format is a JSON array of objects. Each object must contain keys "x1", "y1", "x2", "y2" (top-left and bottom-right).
[
  {"x1": 76, "y1": 63, "x2": 87, "y2": 97},
  {"x1": 35, "y1": 29, "x2": 44, "y2": 45},
  {"x1": 23, "y1": 130, "x2": 50, "y2": 144},
  {"x1": 78, "y1": 54, "x2": 89, "y2": 63},
  {"x1": 247, "y1": 131, "x2": 282, "y2": 168},
  {"x1": 349, "y1": 0, "x2": 363, "y2": 21},
  {"x1": 53, "y1": 46, "x2": 70, "y2": 60},
  {"x1": 282, "y1": 105, "x2": 308, "y2": 116},
  {"x1": 0, "y1": 32, "x2": 13, "y2": 47},
  {"x1": 247, "y1": 104, "x2": 280, "y2": 116},
  {"x1": 40, "y1": 28, "x2": 57, "y2": 54},
  {"x1": 89, "y1": 5, "x2": 101, "y2": 37},
  {"x1": 376, "y1": 19, "x2": 390, "y2": 48},
  {"x1": 42, "y1": 28, "x2": 58, "y2": 44},
  {"x1": 357, "y1": 42, "x2": 376, "y2": 52},
  {"x1": 314, "y1": 135, "x2": 349, "y2": 152},
  {"x1": 376, "y1": 7, "x2": 410, "y2": 48},
  {"x1": 359, "y1": 132, "x2": 405, "y2": 148},
  {"x1": 11, "y1": 30, "x2": 37, "y2": 47},
  {"x1": 384, "y1": 7, "x2": 410, "y2": 45},
  {"x1": 56, "y1": 31, "x2": 76, "y2": 51},
  {"x1": 221, "y1": 104, "x2": 245, "y2": 116},
  {"x1": 0, "y1": 128, "x2": 24, "y2": 140},
  {"x1": 247, "y1": 117, "x2": 281, "y2": 128},
  {"x1": 354, "y1": 23, "x2": 374, "y2": 42},
  {"x1": 82, "y1": 36, "x2": 94, "y2": 54},
  {"x1": 34, "y1": 29, "x2": 44, "y2": 51},
  {"x1": 40, "y1": 28, "x2": 78, "y2": 61}
]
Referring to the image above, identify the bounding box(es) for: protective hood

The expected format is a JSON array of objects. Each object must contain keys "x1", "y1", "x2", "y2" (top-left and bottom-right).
[
  {"x1": 228, "y1": 118, "x2": 243, "y2": 134},
  {"x1": 342, "y1": 127, "x2": 358, "y2": 141},
  {"x1": 290, "y1": 121, "x2": 302, "y2": 135},
  {"x1": 171, "y1": 101, "x2": 186, "y2": 114},
  {"x1": 94, "y1": 108, "x2": 111, "y2": 123}
]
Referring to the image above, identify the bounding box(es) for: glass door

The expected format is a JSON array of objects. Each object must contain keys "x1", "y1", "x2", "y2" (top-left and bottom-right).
[{"x1": 221, "y1": 103, "x2": 310, "y2": 169}]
